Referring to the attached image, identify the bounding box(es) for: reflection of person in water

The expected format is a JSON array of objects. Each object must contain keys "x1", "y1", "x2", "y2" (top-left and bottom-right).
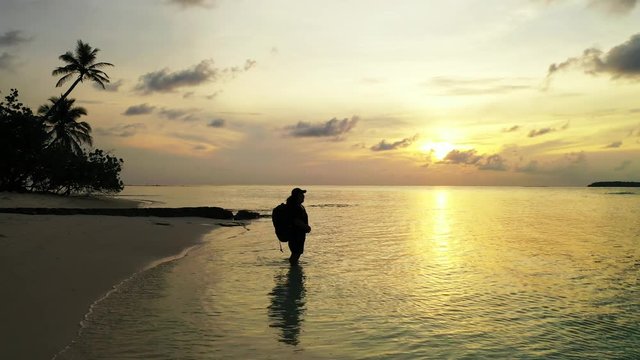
[{"x1": 268, "y1": 265, "x2": 306, "y2": 346}]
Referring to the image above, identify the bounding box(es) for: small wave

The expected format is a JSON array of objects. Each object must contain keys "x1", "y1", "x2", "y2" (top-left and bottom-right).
[
  {"x1": 112, "y1": 194, "x2": 166, "y2": 206},
  {"x1": 607, "y1": 192, "x2": 637, "y2": 195},
  {"x1": 51, "y1": 241, "x2": 206, "y2": 360},
  {"x1": 308, "y1": 203, "x2": 353, "y2": 208}
]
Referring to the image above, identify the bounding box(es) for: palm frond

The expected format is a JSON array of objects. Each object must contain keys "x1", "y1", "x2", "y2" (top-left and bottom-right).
[
  {"x1": 52, "y1": 64, "x2": 76, "y2": 76},
  {"x1": 90, "y1": 69, "x2": 110, "y2": 78},
  {"x1": 37, "y1": 104, "x2": 51, "y2": 115},
  {"x1": 70, "y1": 141, "x2": 82, "y2": 156},
  {"x1": 71, "y1": 130, "x2": 93, "y2": 147},
  {"x1": 68, "y1": 108, "x2": 88, "y2": 119},
  {"x1": 51, "y1": 40, "x2": 112, "y2": 106},
  {"x1": 78, "y1": 121, "x2": 92, "y2": 133},
  {"x1": 76, "y1": 41, "x2": 97, "y2": 66},
  {"x1": 58, "y1": 52, "x2": 77, "y2": 64},
  {"x1": 92, "y1": 80, "x2": 107, "y2": 89},
  {"x1": 69, "y1": 129, "x2": 92, "y2": 147},
  {"x1": 89, "y1": 62, "x2": 114, "y2": 69},
  {"x1": 89, "y1": 74, "x2": 110, "y2": 88},
  {"x1": 55, "y1": 73, "x2": 75, "y2": 87}
]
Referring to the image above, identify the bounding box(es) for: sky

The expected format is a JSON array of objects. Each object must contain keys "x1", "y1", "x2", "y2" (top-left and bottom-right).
[{"x1": 1, "y1": 0, "x2": 639, "y2": 186}]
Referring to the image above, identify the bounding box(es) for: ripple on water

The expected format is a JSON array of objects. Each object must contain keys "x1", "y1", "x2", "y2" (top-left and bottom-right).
[{"x1": 57, "y1": 187, "x2": 640, "y2": 359}]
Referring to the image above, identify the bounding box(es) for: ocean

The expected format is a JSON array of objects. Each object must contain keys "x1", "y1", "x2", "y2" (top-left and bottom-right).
[{"x1": 56, "y1": 186, "x2": 639, "y2": 359}]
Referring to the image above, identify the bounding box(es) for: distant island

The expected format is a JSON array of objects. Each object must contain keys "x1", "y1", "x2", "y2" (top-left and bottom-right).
[{"x1": 588, "y1": 181, "x2": 640, "y2": 187}]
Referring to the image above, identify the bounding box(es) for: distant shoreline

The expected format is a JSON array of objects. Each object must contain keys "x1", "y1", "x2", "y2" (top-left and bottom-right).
[{"x1": 587, "y1": 181, "x2": 640, "y2": 187}]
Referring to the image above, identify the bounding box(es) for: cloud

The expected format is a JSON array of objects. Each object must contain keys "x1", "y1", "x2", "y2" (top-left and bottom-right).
[
  {"x1": 0, "y1": 30, "x2": 31, "y2": 47},
  {"x1": 219, "y1": 59, "x2": 256, "y2": 78},
  {"x1": 135, "y1": 60, "x2": 217, "y2": 94},
  {"x1": 96, "y1": 123, "x2": 147, "y2": 138},
  {"x1": 95, "y1": 79, "x2": 124, "y2": 92},
  {"x1": 540, "y1": 0, "x2": 638, "y2": 15},
  {"x1": 478, "y1": 154, "x2": 509, "y2": 171},
  {"x1": 159, "y1": 107, "x2": 200, "y2": 121},
  {"x1": 134, "y1": 59, "x2": 256, "y2": 94},
  {"x1": 123, "y1": 103, "x2": 156, "y2": 116},
  {"x1": 206, "y1": 91, "x2": 221, "y2": 100},
  {"x1": 169, "y1": 133, "x2": 209, "y2": 143},
  {"x1": 503, "y1": 125, "x2": 521, "y2": 133},
  {"x1": 286, "y1": 116, "x2": 359, "y2": 140},
  {"x1": 564, "y1": 151, "x2": 587, "y2": 164},
  {"x1": 243, "y1": 59, "x2": 257, "y2": 71},
  {"x1": 438, "y1": 149, "x2": 508, "y2": 171},
  {"x1": 429, "y1": 76, "x2": 533, "y2": 96},
  {"x1": 604, "y1": 140, "x2": 623, "y2": 148},
  {"x1": 528, "y1": 127, "x2": 556, "y2": 137},
  {"x1": 0, "y1": 52, "x2": 16, "y2": 70},
  {"x1": 167, "y1": 0, "x2": 216, "y2": 8},
  {"x1": 208, "y1": 118, "x2": 225, "y2": 128},
  {"x1": 370, "y1": 135, "x2": 418, "y2": 151},
  {"x1": 614, "y1": 159, "x2": 632, "y2": 171},
  {"x1": 588, "y1": 0, "x2": 638, "y2": 14},
  {"x1": 439, "y1": 149, "x2": 483, "y2": 165},
  {"x1": 515, "y1": 160, "x2": 540, "y2": 173},
  {"x1": 546, "y1": 33, "x2": 640, "y2": 84}
]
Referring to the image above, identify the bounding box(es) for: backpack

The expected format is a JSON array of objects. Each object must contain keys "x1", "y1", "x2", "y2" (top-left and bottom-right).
[{"x1": 272, "y1": 203, "x2": 292, "y2": 242}]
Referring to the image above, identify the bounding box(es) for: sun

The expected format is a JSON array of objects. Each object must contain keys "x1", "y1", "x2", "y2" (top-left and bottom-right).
[{"x1": 419, "y1": 142, "x2": 455, "y2": 161}]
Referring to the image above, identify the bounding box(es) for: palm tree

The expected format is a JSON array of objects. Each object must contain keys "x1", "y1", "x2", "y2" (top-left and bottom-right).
[
  {"x1": 44, "y1": 40, "x2": 113, "y2": 118},
  {"x1": 38, "y1": 97, "x2": 92, "y2": 155}
]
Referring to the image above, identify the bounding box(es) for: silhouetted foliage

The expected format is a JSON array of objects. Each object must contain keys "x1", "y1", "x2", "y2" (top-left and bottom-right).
[
  {"x1": 44, "y1": 40, "x2": 113, "y2": 118},
  {"x1": 45, "y1": 40, "x2": 113, "y2": 118},
  {"x1": 0, "y1": 89, "x2": 48, "y2": 192},
  {"x1": 0, "y1": 89, "x2": 124, "y2": 194},
  {"x1": 38, "y1": 97, "x2": 92, "y2": 155},
  {"x1": 30, "y1": 148, "x2": 124, "y2": 195},
  {"x1": 588, "y1": 181, "x2": 640, "y2": 187}
]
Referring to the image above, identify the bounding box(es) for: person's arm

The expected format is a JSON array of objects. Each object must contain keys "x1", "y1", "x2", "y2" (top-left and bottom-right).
[{"x1": 293, "y1": 218, "x2": 311, "y2": 233}]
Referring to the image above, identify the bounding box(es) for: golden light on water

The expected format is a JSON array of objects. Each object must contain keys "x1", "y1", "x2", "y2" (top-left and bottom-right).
[
  {"x1": 432, "y1": 190, "x2": 451, "y2": 254},
  {"x1": 410, "y1": 189, "x2": 453, "y2": 263}
]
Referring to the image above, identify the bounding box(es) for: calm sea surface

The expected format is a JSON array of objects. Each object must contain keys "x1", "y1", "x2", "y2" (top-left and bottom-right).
[{"x1": 57, "y1": 186, "x2": 639, "y2": 359}]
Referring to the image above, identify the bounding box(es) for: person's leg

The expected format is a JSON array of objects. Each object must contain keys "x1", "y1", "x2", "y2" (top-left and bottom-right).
[
  {"x1": 288, "y1": 236, "x2": 305, "y2": 265},
  {"x1": 289, "y1": 252, "x2": 301, "y2": 265}
]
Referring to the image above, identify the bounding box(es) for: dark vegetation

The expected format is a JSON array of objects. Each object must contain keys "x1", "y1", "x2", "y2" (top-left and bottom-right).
[
  {"x1": 0, "y1": 207, "x2": 234, "y2": 219},
  {"x1": 0, "y1": 40, "x2": 123, "y2": 195},
  {"x1": 0, "y1": 207, "x2": 263, "y2": 221},
  {"x1": 588, "y1": 181, "x2": 640, "y2": 187}
]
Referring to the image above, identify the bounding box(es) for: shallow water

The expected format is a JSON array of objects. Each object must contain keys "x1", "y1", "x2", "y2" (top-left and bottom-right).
[{"x1": 59, "y1": 186, "x2": 640, "y2": 359}]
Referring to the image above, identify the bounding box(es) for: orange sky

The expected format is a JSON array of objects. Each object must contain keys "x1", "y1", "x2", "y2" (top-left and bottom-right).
[{"x1": 1, "y1": 0, "x2": 639, "y2": 185}]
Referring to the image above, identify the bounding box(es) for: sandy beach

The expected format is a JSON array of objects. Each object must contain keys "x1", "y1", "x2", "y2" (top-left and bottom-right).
[{"x1": 0, "y1": 193, "x2": 221, "y2": 359}]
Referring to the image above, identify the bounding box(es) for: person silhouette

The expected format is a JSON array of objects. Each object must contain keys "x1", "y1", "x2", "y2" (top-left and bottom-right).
[
  {"x1": 285, "y1": 188, "x2": 311, "y2": 265},
  {"x1": 267, "y1": 265, "x2": 306, "y2": 346}
]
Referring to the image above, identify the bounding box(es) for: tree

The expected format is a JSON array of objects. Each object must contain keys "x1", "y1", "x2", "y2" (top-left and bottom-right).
[
  {"x1": 0, "y1": 89, "x2": 48, "y2": 191},
  {"x1": 38, "y1": 97, "x2": 92, "y2": 155},
  {"x1": 31, "y1": 149, "x2": 124, "y2": 195},
  {"x1": 44, "y1": 40, "x2": 113, "y2": 118}
]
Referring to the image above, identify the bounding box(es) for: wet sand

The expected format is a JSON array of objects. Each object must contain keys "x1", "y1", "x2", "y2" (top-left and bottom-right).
[{"x1": 0, "y1": 193, "x2": 222, "y2": 359}]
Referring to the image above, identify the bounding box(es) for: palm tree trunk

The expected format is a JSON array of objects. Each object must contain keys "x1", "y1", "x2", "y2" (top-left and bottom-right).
[{"x1": 44, "y1": 76, "x2": 83, "y2": 118}]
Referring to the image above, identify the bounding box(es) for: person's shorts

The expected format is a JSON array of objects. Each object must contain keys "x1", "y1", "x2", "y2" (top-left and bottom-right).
[{"x1": 288, "y1": 236, "x2": 305, "y2": 254}]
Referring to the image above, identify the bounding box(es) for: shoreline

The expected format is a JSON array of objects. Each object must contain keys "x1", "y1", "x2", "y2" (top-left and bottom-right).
[
  {"x1": 52, "y1": 234, "x2": 214, "y2": 360},
  {"x1": 0, "y1": 193, "x2": 230, "y2": 359}
]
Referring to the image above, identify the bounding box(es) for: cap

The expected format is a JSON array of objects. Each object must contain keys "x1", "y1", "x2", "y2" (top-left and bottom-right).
[{"x1": 291, "y1": 187, "x2": 307, "y2": 196}]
